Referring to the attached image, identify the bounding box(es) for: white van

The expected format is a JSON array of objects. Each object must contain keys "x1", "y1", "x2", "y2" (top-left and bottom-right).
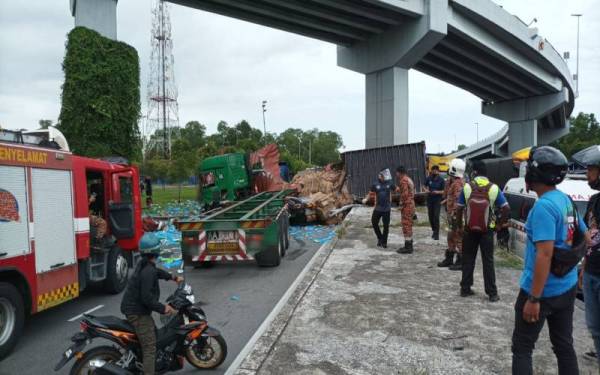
[{"x1": 503, "y1": 175, "x2": 595, "y2": 258}]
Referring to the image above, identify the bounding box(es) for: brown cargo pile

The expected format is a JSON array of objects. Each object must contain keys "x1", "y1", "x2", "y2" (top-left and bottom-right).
[{"x1": 286, "y1": 167, "x2": 354, "y2": 225}]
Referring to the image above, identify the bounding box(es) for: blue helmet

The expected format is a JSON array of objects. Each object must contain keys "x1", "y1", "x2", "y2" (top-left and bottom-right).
[{"x1": 139, "y1": 232, "x2": 161, "y2": 257}]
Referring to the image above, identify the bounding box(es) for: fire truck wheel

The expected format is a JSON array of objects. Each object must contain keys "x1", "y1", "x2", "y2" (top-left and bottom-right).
[
  {"x1": 0, "y1": 282, "x2": 24, "y2": 360},
  {"x1": 104, "y1": 246, "x2": 129, "y2": 294}
]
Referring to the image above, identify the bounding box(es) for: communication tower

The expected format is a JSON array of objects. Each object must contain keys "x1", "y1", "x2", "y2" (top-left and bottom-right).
[{"x1": 143, "y1": 0, "x2": 179, "y2": 159}]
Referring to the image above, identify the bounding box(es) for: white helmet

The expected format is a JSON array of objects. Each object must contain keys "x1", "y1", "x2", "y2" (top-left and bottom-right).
[{"x1": 448, "y1": 158, "x2": 466, "y2": 178}]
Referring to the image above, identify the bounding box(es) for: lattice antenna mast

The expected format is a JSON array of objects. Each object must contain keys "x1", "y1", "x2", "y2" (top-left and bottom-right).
[{"x1": 143, "y1": 0, "x2": 179, "y2": 159}]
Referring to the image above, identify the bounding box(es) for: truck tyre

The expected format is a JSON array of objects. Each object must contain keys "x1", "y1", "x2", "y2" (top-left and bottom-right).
[
  {"x1": 257, "y1": 240, "x2": 282, "y2": 267},
  {"x1": 283, "y1": 212, "x2": 290, "y2": 250},
  {"x1": 278, "y1": 218, "x2": 287, "y2": 258},
  {"x1": 104, "y1": 246, "x2": 128, "y2": 294},
  {"x1": 0, "y1": 282, "x2": 25, "y2": 360}
]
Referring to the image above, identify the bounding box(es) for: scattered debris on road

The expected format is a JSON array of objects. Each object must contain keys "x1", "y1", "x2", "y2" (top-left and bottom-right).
[{"x1": 288, "y1": 225, "x2": 336, "y2": 244}]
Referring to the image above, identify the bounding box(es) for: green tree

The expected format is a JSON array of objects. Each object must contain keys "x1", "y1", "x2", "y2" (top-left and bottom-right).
[
  {"x1": 457, "y1": 144, "x2": 467, "y2": 151},
  {"x1": 38, "y1": 119, "x2": 53, "y2": 129},
  {"x1": 552, "y1": 112, "x2": 600, "y2": 158}
]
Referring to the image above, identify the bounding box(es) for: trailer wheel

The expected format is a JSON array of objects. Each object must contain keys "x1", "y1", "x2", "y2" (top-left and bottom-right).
[
  {"x1": 104, "y1": 246, "x2": 128, "y2": 294},
  {"x1": 0, "y1": 282, "x2": 25, "y2": 360},
  {"x1": 257, "y1": 240, "x2": 282, "y2": 267},
  {"x1": 283, "y1": 212, "x2": 290, "y2": 250},
  {"x1": 278, "y1": 217, "x2": 288, "y2": 258}
]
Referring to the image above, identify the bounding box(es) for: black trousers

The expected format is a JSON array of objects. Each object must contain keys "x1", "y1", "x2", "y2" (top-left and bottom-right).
[
  {"x1": 371, "y1": 210, "x2": 390, "y2": 245},
  {"x1": 427, "y1": 199, "x2": 441, "y2": 235},
  {"x1": 511, "y1": 287, "x2": 578, "y2": 375},
  {"x1": 460, "y1": 230, "x2": 497, "y2": 296}
]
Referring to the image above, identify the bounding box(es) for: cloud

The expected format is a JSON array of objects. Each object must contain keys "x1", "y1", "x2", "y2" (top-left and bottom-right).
[{"x1": 0, "y1": 0, "x2": 597, "y2": 153}]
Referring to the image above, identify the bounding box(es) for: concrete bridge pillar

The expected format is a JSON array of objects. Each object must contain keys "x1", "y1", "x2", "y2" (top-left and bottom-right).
[
  {"x1": 482, "y1": 88, "x2": 570, "y2": 154},
  {"x1": 337, "y1": 0, "x2": 447, "y2": 148},
  {"x1": 70, "y1": 0, "x2": 118, "y2": 40},
  {"x1": 507, "y1": 120, "x2": 537, "y2": 154},
  {"x1": 365, "y1": 67, "x2": 409, "y2": 148}
]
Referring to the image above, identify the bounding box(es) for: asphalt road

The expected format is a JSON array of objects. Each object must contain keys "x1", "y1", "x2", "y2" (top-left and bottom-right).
[{"x1": 0, "y1": 235, "x2": 322, "y2": 375}]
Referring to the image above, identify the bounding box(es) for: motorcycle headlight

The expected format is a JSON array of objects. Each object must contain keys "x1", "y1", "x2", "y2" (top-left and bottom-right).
[{"x1": 186, "y1": 294, "x2": 195, "y2": 304}]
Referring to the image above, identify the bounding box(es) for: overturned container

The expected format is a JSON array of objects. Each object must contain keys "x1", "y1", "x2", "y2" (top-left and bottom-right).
[{"x1": 342, "y1": 142, "x2": 427, "y2": 200}]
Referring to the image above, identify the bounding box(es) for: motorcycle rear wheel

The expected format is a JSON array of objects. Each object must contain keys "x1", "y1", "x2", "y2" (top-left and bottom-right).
[
  {"x1": 69, "y1": 346, "x2": 122, "y2": 375},
  {"x1": 186, "y1": 335, "x2": 227, "y2": 369}
]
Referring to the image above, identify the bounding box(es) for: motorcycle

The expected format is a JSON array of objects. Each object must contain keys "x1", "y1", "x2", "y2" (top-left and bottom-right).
[{"x1": 54, "y1": 283, "x2": 227, "y2": 374}]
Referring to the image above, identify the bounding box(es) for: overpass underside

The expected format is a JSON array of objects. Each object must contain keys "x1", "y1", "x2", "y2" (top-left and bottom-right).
[{"x1": 166, "y1": 0, "x2": 575, "y2": 152}]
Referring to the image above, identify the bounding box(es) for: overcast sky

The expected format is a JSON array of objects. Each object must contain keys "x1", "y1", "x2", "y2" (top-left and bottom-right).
[{"x1": 0, "y1": 0, "x2": 598, "y2": 153}]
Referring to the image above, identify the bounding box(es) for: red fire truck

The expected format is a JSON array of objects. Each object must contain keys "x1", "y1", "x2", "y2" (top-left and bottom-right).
[{"x1": 0, "y1": 127, "x2": 143, "y2": 359}]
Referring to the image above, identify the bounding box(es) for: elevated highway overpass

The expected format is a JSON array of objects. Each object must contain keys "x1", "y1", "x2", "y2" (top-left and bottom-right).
[{"x1": 73, "y1": 0, "x2": 576, "y2": 152}]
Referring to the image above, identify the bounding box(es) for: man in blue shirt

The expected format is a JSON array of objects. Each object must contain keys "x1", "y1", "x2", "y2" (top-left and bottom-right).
[
  {"x1": 511, "y1": 146, "x2": 586, "y2": 374},
  {"x1": 456, "y1": 160, "x2": 509, "y2": 302},
  {"x1": 425, "y1": 165, "x2": 445, "y2": 240}
]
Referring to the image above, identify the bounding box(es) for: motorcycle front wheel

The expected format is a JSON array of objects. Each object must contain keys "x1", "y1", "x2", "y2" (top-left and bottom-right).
[
  {"x1": 185, "y1": 335, "x2": 228, "y2": 369},
  {"x1": 69, "y1": 345, "x2": 122, "y2": 375}
]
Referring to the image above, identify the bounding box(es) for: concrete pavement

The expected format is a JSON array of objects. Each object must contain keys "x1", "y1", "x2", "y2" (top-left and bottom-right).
[
  {"x1": 235, "y1": 206, "x2": 598, "y2": 374},
  {"x1": 0, "y1": 234, "x2": 323, "y2": 375}
]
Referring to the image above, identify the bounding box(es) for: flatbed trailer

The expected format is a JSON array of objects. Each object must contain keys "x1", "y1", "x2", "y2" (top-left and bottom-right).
[{"x1": 175, "y1": 190, "x2": 291, "y2": 267}]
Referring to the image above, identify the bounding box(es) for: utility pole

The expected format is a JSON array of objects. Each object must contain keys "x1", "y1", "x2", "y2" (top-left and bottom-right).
[
  {"x1": 571, "y1": 14, "x2": 582, "y2": 96},
  {"x1": 297, "y1": 135, "x2": 302, "y2": 160},
  {"x1": 262, "y1": 100, "x2": 267, "y2": 144},
  {"x1": 475, "y1": 122, "x2": 479, "y2": 142},
  {"x1": 309, "y1": 138, "x2": 312, "y2": 165}
]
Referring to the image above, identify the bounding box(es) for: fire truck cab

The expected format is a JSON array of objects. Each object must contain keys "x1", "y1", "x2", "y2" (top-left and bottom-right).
[{"x1": 0, "y1": 127, "x2": 143, "y2": 358}]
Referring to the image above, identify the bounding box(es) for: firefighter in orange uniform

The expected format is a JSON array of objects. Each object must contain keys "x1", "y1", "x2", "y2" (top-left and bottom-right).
[
  {"x1": 438, "y1": 159, "x2": 466, "y2": 269},
  {"x1": 396, "y1": 166, "x2": 416, "y2": 253}
]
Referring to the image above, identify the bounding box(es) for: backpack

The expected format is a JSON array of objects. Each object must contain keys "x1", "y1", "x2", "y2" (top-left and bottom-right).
[
  {"x1": 550, "y1": 197, "x2": 587, "y2": 277},
  {"x1": 465, "y1": 181, "x2": 492, "y2": 233}
]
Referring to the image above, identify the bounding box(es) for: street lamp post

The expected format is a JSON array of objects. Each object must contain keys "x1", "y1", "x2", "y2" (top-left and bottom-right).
[
  {"x1": 475, "y1": 122, "x2": 479, "y2": 142},
  {"x1": 296, "y1": 135, "x2": 302, "y2": 160},
  {"x1": 571, "y1": 14, "x2": 582, "y2": 96},
  {"x1": 261, "y1": 100, "x2": 267, "y2": 143}
]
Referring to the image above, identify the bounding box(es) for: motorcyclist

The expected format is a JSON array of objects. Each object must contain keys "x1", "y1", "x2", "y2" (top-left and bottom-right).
[{"x1": 120, "y1": 233, "x2": 183, "y2": 375}]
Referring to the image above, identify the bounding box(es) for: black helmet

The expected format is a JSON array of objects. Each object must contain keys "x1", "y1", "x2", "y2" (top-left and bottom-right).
[
  {"x1": 525, "y1": 146, "x2": 568, "y2": 186},
  {"x1": 573, "y1": 145, "x2": 600, "y2": 190},
  {"x1": 572, "y1": 145, "x2": 600, "y2": 167}
]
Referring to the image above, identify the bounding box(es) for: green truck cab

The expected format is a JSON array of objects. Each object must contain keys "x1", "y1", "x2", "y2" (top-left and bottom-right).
[{"x1": 199, "y1": 153, "x2": 250, "y2": 207}]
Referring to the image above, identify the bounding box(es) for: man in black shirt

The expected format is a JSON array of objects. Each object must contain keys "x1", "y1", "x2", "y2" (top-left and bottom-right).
[
  {"x1": 370, "y1": 169, "x2": 395, "y2": 248},
  {"x1": 425, "y1": 165, "x2": 445, "y2": 240},
  {"x1": 145, "y1": 176, "x2": 153, "y2": 207},
  {"x1": 575, "y1": 145, "x2": 600, "y2": 367},
  {"x1": 121, "y1": 233, "x2": 183, "y2": 374}
]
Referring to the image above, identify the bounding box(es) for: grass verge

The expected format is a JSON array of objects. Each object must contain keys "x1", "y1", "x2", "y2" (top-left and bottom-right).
[
  {"x1": 495, "y1": 247, "x2": 524, "y2": 270},
  {"x1": 148, "y1": 185, "x2": 197, "y2": 206}
]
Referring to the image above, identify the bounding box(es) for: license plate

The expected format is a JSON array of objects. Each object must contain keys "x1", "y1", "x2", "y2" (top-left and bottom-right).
[{"x1": 207, "y1": 231, "x2": 239, "y2": 255}]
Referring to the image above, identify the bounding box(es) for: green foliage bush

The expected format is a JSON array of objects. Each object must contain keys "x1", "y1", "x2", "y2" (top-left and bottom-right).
[{"x1": 58, "y1": 27, "x2": 141, "y2": 160}]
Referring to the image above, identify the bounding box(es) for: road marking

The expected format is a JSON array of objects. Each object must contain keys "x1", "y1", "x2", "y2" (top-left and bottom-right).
[
  {"x1": 67, "y1": 304, "x2": 104, "y2": 322},
  {"x1": 224, "y1": 241, "x2": 331, "y2": 375}
]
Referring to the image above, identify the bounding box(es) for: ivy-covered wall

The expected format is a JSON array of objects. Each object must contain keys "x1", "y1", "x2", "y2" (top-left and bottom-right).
[{"x1": 58, "y1": 26, "x2": 141, "y2": 161}]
